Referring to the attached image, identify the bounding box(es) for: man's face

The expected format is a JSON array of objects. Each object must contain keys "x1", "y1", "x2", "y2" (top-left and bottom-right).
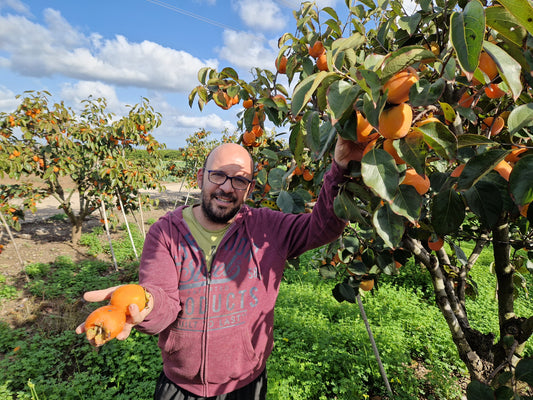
[{"x1": 197, "y1": 145, "x2": 254, "y2": 225}]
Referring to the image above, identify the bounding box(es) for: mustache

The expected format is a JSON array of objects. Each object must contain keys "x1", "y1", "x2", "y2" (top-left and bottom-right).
[{"x1": 211, "y1": 189, "x2": 237, "y2": 202}]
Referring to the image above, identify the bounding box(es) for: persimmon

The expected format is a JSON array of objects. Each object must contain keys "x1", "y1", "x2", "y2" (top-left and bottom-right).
[
  {"x1": 356, "y1": 111, "x2": 379, "y2": 143},
  {"x1": 478, "y1": 52, "x2": 499, "y2": 82},
  {"x1": 275, "y1": 56, "x2": 287, "y2": 74},
  {"x1": 243, "y1": 99, "x2": 254, "y2": 109},
  {"x1": 362, "y1": 137, "x2": 378, "y2": 156},
  {"x1": 519, "y1": 203, "x2": 530, "y2": 218},
  {"x1": 458, "y1": 91, "x2": 476, "y2": 108},
  {"x1": 428, "y1": 236, "x2": 444, "y2": 251},
  {"x1": 252, "y1": 110, "x2": 265, "y2": 125},
  {"x1": 316, "y1": 54, "x2": 328, "y2": 71},
  {"x1": 251, "y1": 125, "x2": 263, "y2": 138},
  {"x1": 242, "y1": 131, "x2": 256, "y2": 146},
  {"x1": 360, "y1": 279, "x2": 374, "y2": 291},
  {"x1": 482, "y1": 116, "x2": 504, "y2": 137},
  {"x1": 293, "y1": 165, "x2": 303, "y2": 176},
  {"x1": 401, "y1": 169, "x2": 431, "y2": 195},
  {"x1": 484, "y1": 83, "x2": 506, "y2": 99},
  {"x1": 383, "y1": 139, "x2": 405, "y2": 164},
  {"x1": 302, "y1": 169, "x2": 314, "y2": 181},
  {"x1": 378, "y1": 103, "x2": 413, "y2": 139},
  {"x1": 505, "y1": 147, "x2": 527, "y2": 164},
  {"x1": 494, "y1": 160, "x2": 512, "y2": 181},
  {"x1": 85, "y1": 305, "x2": 126, "y2": 346},
  {"x1": 110, "y1": 284, "x2": 148, "y2": 316},
  {"x1": 309, "y1": 41, "x2": 325, "y2": 58},
  {"x1": 451, "y1": 164, "x2": 465, "y2": 178},
  {"x1": 382, "y1": 66, "x2": 419, "y2": 104}
]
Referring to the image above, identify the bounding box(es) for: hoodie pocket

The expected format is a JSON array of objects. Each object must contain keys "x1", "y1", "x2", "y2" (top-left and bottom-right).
[
  {"x1": 162, "y1": 328, "x2": 202, "y2": 381},
  {"x1": 206, "y1": 326, "x2": 260, "y2": 384}
]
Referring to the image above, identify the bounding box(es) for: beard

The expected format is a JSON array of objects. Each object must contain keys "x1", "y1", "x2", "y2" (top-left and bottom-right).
[{"x1": 201, "y1": 189, "x2": 241, "y2": 224}]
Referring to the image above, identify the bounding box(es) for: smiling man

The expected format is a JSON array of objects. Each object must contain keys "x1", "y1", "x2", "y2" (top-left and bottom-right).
[{"x1": 77, "y1": 138, "x2": 365, "y2": 400}]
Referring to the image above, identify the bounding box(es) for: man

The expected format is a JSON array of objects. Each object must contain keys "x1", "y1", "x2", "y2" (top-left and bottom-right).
[{"x1": 77, "y1": 137, "x2": 364, "y2": 400}]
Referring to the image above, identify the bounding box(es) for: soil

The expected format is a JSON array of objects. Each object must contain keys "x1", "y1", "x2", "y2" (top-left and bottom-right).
[{"x1": 0, "y1": 180, "x2": 200, "y2": 327}]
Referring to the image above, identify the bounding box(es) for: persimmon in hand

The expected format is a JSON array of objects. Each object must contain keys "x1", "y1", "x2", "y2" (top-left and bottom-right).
[
  {"x1": 110, "y1": 284, "x2": 149, "y2": 316},
  {"x1": 85, "y1": 305, "x2": 126, "y2": 346}
]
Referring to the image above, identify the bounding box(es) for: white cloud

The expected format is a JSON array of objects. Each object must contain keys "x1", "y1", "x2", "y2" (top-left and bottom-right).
[
  {"x1": 60, "y1": 81, "x2": 123, "y2": 114},
  {"x1": 0, "y1": 85, "x2": 18, "y2": 111},
  {"x1": 217, "y1": 30, "x2": 278, "y2": 71},
  {"x1": 0, "y1": 9, "x2": 218, "y2": 92},
  {"x1": 175, "y1": 114, "x2": 235, "y2": 131},
  {"x1": 233, "y1": 0, "x2": 287, "y2": 32},
  {"x1": 0, "y1": 0, "x2": 31, "y2": 15}
]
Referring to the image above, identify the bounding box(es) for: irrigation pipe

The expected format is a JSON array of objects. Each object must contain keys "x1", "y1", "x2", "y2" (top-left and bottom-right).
[{"x1": 356, "y1": 293, "x2": 393, "y2": 396}]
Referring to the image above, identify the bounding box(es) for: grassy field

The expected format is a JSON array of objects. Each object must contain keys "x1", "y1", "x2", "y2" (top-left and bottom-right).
[{"x1": 0, "y1": 223, "x2": 531, "y2": 400}]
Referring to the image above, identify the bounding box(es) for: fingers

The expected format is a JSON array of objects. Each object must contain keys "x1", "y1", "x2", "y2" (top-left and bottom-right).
[
  {"x1": 83, "y1": 286, "x2": 120, "y2": 302},
  {"x1": 75, "y1": 323, "x2": 86, "y2": 335}
]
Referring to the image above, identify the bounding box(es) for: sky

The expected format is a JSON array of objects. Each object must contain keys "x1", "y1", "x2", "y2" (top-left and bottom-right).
[{"x1": 0, "y1": 0, "x2": 340, "y2": 149}]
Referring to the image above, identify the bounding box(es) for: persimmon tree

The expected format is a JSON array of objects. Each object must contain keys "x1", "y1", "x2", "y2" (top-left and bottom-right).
[
  {"x1": 0, "y1": 91, "x2": 166, "y2": 243},
  {"x1": 190, "y1": 0, "x2": 533, "y2": 396}
]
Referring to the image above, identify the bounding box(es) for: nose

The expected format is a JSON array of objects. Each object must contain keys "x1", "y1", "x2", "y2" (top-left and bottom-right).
[{"x1": 219, "y1": 177, "x2": 234, "y2": 192}]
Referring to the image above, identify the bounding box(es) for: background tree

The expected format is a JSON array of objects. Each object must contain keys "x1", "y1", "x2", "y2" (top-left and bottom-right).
[
  {"x1": 190, "y1": 0, "x2": 533, "y2": 397},
  {"x1": 0, "y1": 91, "x2": 166, "y2": 243}
]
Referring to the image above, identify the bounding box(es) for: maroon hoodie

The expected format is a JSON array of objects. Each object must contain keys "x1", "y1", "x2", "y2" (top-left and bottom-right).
[{"x1": 136, "y1": 161, "x2": 347, "y2": 397}]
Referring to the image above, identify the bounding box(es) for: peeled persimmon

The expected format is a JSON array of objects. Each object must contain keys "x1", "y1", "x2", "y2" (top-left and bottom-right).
[
  {"x1": 382, "y1": 66, "x2": 419, "y2": 104},
  {"x1": 494, "y1": 160, "x2": 512, "y2": 181},
  {"x1": 484, "y1": 83, "x2": 506, "y2": 99},
  {"x1": 110, "y1": 284, "x2": 148, "y2": 316},
  {"x1": 85, "y1": 305, "x2": 126, "y2": 346},
  {"x1": 360, "y1": 279, "x2": 374, "y2": 291},
  {"x1": 451, "y1": 164, "x2": 465, "y2": 178},
  {"x1": 378, "y1": 103, "x2": 413, "y2": 139},
  {"x1": 428, "y1": 236, "x2": 444, "y2": 251},
  {"x1": 401, "y1": 169, "x2": 431, "y2": 195}
]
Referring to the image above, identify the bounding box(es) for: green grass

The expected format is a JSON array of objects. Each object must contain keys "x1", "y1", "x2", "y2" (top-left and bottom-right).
[{"x1": 0, "y1": 229, "x2": 531, "y2": 399}]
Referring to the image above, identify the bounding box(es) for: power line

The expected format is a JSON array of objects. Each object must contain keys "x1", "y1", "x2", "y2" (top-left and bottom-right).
[{"x1": 145, "y1": 0, "x2": 237, "y2": 31}]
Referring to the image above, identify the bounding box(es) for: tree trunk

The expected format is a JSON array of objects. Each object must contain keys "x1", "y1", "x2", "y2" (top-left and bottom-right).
[{"x1": 71, "y1": 218, "x2": 83, "y2": 244}]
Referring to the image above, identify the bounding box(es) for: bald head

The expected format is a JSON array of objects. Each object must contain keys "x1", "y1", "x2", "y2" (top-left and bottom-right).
[{"x1": 204, "y1": 143, "x2": 254, "y2": 177}]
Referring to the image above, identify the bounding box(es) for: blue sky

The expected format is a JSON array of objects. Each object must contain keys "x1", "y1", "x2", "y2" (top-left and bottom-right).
[{"x1": 0, "y1": 0, "x2": 338, "y2": 149}]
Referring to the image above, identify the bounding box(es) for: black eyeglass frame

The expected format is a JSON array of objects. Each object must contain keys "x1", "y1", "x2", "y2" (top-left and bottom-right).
[{"x1": 206, "y1": 170, "x2": 252, "y2": 190}]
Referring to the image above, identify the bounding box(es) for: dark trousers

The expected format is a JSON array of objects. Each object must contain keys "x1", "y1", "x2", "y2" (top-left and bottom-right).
[{"x1": 154, "y1": 369, "x2": 267, "y2": 400}]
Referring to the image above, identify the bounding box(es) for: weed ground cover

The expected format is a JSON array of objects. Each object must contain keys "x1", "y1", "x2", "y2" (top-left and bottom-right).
[{"x1": 0, "y1": 225, "x2": 531, "y2": 399}]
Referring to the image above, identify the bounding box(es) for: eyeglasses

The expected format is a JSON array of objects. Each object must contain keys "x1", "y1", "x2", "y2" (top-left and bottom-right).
[{"x1": 207, "y1": 170, "x2": 252, "y2": 190}]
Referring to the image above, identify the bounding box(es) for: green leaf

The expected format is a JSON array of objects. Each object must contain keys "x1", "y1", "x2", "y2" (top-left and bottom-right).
[
  {"x1": 361, "y1": 149, "x2": 400, "y2": 202},
  {"x1": 516, "y1": 358, "x2": 533, "y2": 386},
  {"x1": 509, "y1": 155, "x2": 533, "y2": 205},
  {"x1": 291, "y1": 71, "x2": 336, "y2": 116},
  {"x1": 432, "y1": 189, "x2": 466, "y2": 235},
  {"x1": 497, "y1": 0, "x2": 533, "y2": 36},
  {"x1": 415, "y1": 121, "x2": 457, "y2": 160},
  {"x1": 373, "y1": 203, "x2": 405, "y2": 249},
  {"x1": 398, "y1": 13, "x2": 422, "y2": 35},
  {"x1": 409, "y1": 78, "x2": 446, "y2": 107},
  {"x1": 399, "y1": 131, "x2": 428, "y2": 175},
  {"x1": 483, "y1": 41, "x2": 522, "y2": 100},
  {"x1": 486, "y1": 5, "x2": 527, "y2": 46},
  {"x1": 277, "y1": 190, "x2": 294, "y2": 213},
  {"x1": 449, "y1": 0, "x2": 485, "y2": 78},
  {"x1": 334, "y1": 190, "x2": 365, "y2": 224},
  {"x1": 268, "y1": 167, "x2": 287, "y2": 192},
  {"x1": 457, "y1": 134, "x2": 495, "y2": 148},
  {"x1": 456, "y1": 149, "x2": 508, "y2": 191},
  {"x1": 391, "y1": 185, "x2": 423, "y2": 223},
  {"x1": 466, "y1": 380, "x2": 494, "y2": 399},
  {"x1": 289, "y1": 124, "x2": 306, "y2": 167},
  {"x1": 507, "y1": 103, "x2": 533, "y2": 135},
  {"x1": 464, "y1": 181, "x2": 502, "y2": 228},
  {"x1": 197, "y1": 67, "x2": 210, "y2": 85},
  {"x1": 331, "y1": 33, "x2": 365, "y2": 60},
  {"x1": 327, "y1": 80, "x2": 360, "y2": 126},
  {"x1": 381, "y1": 46, "x2": 436, "y2": 81}
]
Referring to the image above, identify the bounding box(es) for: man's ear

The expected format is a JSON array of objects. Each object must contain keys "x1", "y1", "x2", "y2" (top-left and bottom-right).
[
  {"x1": 196, "y1": 168, "x2": 204, "y2": 189},
  {"x1": 247, "y1": 180, "x2": 256, "y2": 198}
]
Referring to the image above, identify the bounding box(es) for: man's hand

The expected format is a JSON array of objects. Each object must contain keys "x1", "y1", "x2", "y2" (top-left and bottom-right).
[
  {"x1": 334, "y1": 135, "x2": 366, "y2": 169},
  {"x1": 75, "y1": 285, "x2": 153, "y2": 346}
]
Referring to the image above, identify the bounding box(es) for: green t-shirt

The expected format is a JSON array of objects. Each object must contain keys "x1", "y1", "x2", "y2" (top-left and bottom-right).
[{"x1": 182, "y1": 206, "x2": 229, "y2": 271}]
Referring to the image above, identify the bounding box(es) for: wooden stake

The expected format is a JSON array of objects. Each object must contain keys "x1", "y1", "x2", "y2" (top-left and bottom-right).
[
  {"x1": 0, "y1": 212, "x2": 24, "y2": 267},
  {"x1": 116, "y1": 190, "x2": 138, "y2": 260},
  {"x1": 100, "y1": 200, "x2": 118, "y2": 271},
  {"x1": 357, "y1": 293, "x2": 393, "y2": 396},
  {"x1": 138, "y1": 193, "x2": 146, "y2": 238}
]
